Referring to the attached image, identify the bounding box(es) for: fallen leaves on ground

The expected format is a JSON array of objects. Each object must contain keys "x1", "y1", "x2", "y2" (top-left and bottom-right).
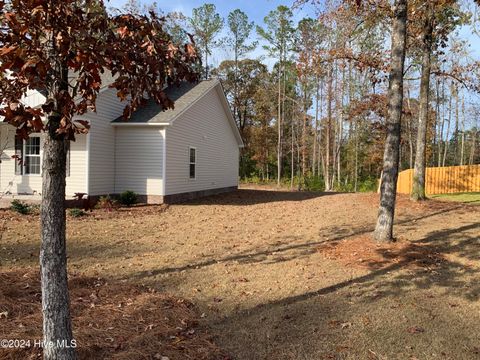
[{"x1": 0, "y1": 269, "x2": 229, "y2": 360}]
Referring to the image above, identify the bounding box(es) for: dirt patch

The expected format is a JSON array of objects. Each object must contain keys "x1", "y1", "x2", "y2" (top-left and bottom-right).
[{"x1": 0, "y1": 269, "x2": 228, "y2": 360}]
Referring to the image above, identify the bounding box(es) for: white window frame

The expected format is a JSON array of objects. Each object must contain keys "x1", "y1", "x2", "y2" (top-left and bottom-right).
[
  {"x1": 20, "y1": 135, "x2": 42, "y2": 176},
  {"x1": 189, "y1": 147, "x2": 196, "y2": 180}
]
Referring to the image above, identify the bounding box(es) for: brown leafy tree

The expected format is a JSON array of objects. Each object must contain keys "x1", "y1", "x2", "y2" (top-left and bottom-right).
[
  {"x1": 213, "y1": 59, "x2": 268, "y2": 177},
  {"x1": 0, "y1": 1, "x2": 199, "y2": 359}
]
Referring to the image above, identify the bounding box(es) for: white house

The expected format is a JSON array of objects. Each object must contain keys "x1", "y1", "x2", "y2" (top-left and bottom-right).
[{"x1": 0, "y1": 79, "x2": 244, "y2": 204}]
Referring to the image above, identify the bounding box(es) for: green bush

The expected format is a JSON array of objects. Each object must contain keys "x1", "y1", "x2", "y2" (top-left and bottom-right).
[
  {"x1": 118, "y1": 190, "x2": 138, "y2": 207},
  {"x1": 96, "y1": 195, "x2": 119, "y2": 212},
  {"x1": 331, "y1": 177, "x2": 378, "y2": 193},
  {"x1": 10, "y1": 200, "x2": 31, "y2": 215},
  {"x1": 358, "y1": 178, "x2": 378, "y2": 193},
  {"x1": 68, "y1": 208, "x2": 86, "y2": 217},
  {"x1": 303, "y1": 175, "x2": 325, "y2": 192},
  {"x1": 334, "y1": 181, "x2": 355, "y2": 193}
]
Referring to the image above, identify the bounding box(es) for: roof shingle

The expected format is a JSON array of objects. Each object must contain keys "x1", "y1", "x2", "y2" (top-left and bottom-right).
[{"x1": 111, "y1": 79, "x2": 219, "y2": 124}]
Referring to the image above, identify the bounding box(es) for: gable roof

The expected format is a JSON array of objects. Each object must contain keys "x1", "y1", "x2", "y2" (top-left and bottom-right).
[{"x1": 111, "y1": 79, "x2": 244, "y2": 147}]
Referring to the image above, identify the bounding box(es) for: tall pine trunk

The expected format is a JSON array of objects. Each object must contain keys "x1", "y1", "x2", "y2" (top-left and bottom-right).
[
  {"x1": 205, "y1": 44, "x2": 209, "y2": 79},
  {"x1": 460, "y1": 95, "x2": 465, "y2": 165},
  {"x1": 325, "y1": 64, "x2": 333, "y2": 191},
  {"x1": 411, "y1": 6, "x2": 433, "y2": 201},
  {"x1": 373, "y1": 0, "x2": 407, "y2": 242},
  {"x1": 442, "y1": 82, "x2": 453, "y2": 166},
  {"x1": 302, "y1": 92, "x2": 308, "y2": 177},
  {"x1": 277, "y1": 56, "x2": 282, "y2": 186},
  {"x1": 312, "y1": 77, "x2": 320, "y2": 176}
]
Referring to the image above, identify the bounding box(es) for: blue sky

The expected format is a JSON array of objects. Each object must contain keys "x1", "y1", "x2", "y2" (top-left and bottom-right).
[
  {"x1": 107, "y1": 0, "x2": 318, "y2": 67},
  {"x1": 107, "y1": 0, "x2": 317, "y2": 24},
  {"x1": 107, "y1": 1, "x2": 480, "y2": 66}
]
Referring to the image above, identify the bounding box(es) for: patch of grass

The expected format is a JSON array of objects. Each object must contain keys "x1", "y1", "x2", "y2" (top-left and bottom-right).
[
  {"x1": 68, "y1": 208, "x2": 86, "y2": 217},
  {"x1": 10, "y1": 200, "x2": 31, "y2": 215},
  {"x1": 430, "y1": 192, "x2": 480, "y2": 205}
]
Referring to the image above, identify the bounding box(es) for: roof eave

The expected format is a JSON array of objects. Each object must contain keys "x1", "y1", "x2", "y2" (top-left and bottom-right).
[{"x1": 111, "y1": 122, "x2": 170, "y2": 127}]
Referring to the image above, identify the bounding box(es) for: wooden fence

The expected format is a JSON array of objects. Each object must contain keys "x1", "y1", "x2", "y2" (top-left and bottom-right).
[{"x1": 396, "y1": 164, "x2": 480, "y2": 195}]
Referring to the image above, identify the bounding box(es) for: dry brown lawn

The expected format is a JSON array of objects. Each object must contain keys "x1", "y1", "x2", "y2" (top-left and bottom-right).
[{"x1": 1, "y1": 187, "x2": 479, "y2": 359}]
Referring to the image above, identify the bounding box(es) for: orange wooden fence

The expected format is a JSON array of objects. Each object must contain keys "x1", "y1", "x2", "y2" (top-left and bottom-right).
[{"x1": 396, "y1": 164, "x2": 480, "y2": 195}]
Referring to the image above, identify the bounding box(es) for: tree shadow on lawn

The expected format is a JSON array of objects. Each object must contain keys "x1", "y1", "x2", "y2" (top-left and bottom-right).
[
  {"x1": 206, "y1": 222, "x2": 480, "y2": 359},
  {"x1": 130, "y1": 205, "x2": 463, "y2": 280},
  {"x1": 318, "y1": 221, "x2": 480, "y2": 301},
  {"x1": 1, "y1": 237, "x2": 153, "y2": 269},
  {"x1": 175, "y1": 189, "x2": 341, "y2": 206}
]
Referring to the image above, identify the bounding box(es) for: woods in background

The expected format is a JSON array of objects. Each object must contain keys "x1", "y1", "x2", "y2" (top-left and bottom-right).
[{"x1": 122, "y1": 0, "x2": 480, "y2": 192}]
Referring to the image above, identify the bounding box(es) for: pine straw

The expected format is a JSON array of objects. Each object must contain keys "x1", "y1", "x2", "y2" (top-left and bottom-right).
[
  {"x1": 0, "y1": 203, "x2": 171, "y2": 223},
  {"x1": 317, "y1": 235, "x2": 447, "y2": 271},
  {"x1": 0, "y1": 269, "x2": 229, "y2": 360}
]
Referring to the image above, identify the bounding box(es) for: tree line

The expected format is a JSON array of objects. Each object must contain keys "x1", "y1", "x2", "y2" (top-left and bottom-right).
[{"x1": 160, "y1": 1, "x2": 480, "y2": 194}]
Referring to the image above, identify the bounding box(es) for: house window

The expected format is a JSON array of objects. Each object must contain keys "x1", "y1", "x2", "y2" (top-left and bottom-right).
[
  {"x1": 189, "y1": 147, "x2": 196, "y2": 179},
  {"x1": 25, "y1": 136, "x2": 41, "y2": 174},
  {"x1": 14, "y1": 136, "x2": 41, "y2": 175}
]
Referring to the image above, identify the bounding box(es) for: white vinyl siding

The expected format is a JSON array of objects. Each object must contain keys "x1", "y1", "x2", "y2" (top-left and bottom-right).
[
  {"x1": 0, "y1": 126, "x2": 87, "y2": 196},
  {"x1": 165, "y1": 86, "x2": 239, "y2": 195},
  {"x1": 87, "y1": 88, "x2": 127, "y2": 195},
  {"x1": 114, "y1": 127, "x2": 164, "y2": 195},
  {"x1": 65, "y1": 134, "x2": 87, "y2": 196}
]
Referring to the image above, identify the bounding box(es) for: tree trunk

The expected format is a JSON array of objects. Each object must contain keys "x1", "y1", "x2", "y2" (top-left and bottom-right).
[
  {"x1": 302, "y1": 101, "x2": 308, "y2": 177},
  {"x1": 277, "y1": 55, "x2": 282, "y2": 186},
  {"x1": 437, "y1": 78, "x2": 445, "y2": 167},
  {"x1": 460, "y1": 94, "x2": 465, "y2": 165},
  {"x1": 291, "y1": 111, "x2": 294, "y2": 189},
  {"x1": 233, "y1": 35, "x2": 239, "y2": 127},
  {"x1": 453, "y1": 84, "x2": 459, "y2": 165},
  {"x1": 411, "y1": 7, "x2": 433, "y2": 201},
  {"x1": 41, "y1": 118, "x2": 76, "y2": 359},
  {"x1": 312, "y1": 77, "x2": 320, "y2": 176},
  {"x1": 325, "y1": 64, "x2": 333, "y2": 191},
  {"x1": 469, "y1": 130, "x2": 477, "y2": 165},
  {"x1": 442, "y1": 82, "x2": 453, "y2": 167},
  {"x1": 205, "y1": 45, "x2": 209, "y2": 79},
  {"x1": 336, "y1": 65, "x2": 345, "y2": 186},
  {"x1": 373, "y1": 0, "x2": 407, "y2": 242},
  {"x1": 354, "y1": 117, "x2": 359, "y2": 192},
  {"x1": 405, "y1": 87, "x2": 414, "y2": 169}
]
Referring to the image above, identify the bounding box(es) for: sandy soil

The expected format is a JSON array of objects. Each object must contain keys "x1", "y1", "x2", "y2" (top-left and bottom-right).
[{"x1": 1, "y1": 187, "x2": 479, "y2": 359}]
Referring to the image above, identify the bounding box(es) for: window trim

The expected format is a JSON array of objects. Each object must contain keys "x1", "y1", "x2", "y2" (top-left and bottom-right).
[
  {"x1": 15, "y1": 135, "x2": 42, "y2": 177},
  {"x1": 24, "y1": 136, "x2": 41, "y2": 176},
  {"x1": 189, "y1": 146, "x2": 196, "y2": 180}
]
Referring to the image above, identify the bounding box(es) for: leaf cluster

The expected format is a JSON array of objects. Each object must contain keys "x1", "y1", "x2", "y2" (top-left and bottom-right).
[{"x1": 0, "y1": 0, "x2": 200, "y2": 140}]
